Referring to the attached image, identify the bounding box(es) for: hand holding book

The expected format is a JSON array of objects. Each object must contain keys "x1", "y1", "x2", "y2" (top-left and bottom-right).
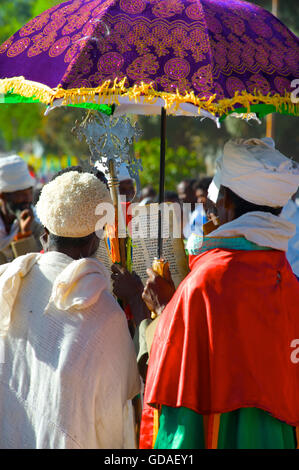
[{"x1": 142, "y1": 264, "x2": 176, "y2": 317}]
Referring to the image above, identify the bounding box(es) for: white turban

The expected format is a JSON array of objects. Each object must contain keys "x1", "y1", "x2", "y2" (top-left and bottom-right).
[
  {"x1": 36, "y1": 171, "x2": 112, "y2": 237},
  {"x1": 0, "y1": 155, "x2": 35, "y2": 193},
  {"x1": 208, "y1": 138, "x2": 299, "y2": 207},
  {"x1": 207, "y1": 157, "x2": 222, "y2": 205}
]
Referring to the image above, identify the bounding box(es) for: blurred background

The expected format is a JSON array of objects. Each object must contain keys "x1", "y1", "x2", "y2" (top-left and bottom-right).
[{"x1": 0, "y1": 0, "x2": 298, "y2": 191}]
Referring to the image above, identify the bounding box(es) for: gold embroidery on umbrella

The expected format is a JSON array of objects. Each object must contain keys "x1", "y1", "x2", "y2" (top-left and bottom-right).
[{"x1": 126, "y1": 54, "x2": 159, "y2": 80}]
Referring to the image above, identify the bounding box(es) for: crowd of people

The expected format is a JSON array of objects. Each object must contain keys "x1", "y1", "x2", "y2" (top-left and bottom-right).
[{"x1": 0, "y1": 136, "x2": 298, "y2": 449}]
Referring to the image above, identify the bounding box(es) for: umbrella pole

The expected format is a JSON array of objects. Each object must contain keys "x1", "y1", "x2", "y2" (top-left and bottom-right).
[
  {"x1": 151, "y1": 107, "x2": 167, "y2": 319},
  {"x1": 157, "y1": 107, "x2": 166, "y2": 259}
]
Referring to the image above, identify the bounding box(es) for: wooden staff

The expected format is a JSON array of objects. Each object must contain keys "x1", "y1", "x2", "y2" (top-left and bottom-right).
[{"x1": 107, "y1": 159, "x2": 126, "y2": 267}]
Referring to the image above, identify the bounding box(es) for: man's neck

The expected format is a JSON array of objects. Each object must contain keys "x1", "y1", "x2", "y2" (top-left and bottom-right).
[
  {"x1": 47, "y1": 245, "x2": 89, "y2": 260},
  {"x1": 47, "y1": 246, "x2": 77, "y2": 260}
]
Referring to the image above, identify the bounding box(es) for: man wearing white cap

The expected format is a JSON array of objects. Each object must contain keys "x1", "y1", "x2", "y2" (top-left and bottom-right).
[
  {"x1": 139, "y1": 138, "x2": 299, "y2": 449},
  {"x1": 0, "y1": 170, "x2": 140, "y2": 449},
  {"x1": 0, "y1": 154, "x2": 41, "y2": 264}
]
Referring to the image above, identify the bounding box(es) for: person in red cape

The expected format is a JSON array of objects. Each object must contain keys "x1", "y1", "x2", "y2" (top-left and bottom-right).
[{"x1": 140, "y1": 137, "x2": 299, "y2": 449}]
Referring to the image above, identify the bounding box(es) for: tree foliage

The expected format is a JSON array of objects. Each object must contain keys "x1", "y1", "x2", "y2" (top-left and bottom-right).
[
  {"x1": 0, "y1": 1, "x2": 60, "y2": 44},
  {"x1": 135, "y1": 137, "x2": 206, "y2": 191},
  {"x1": 0, "y1": 1, "x2": 61, "y2": 151}
]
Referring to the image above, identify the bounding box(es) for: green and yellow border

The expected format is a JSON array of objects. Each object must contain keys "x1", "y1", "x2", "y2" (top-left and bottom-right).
[{"x1": 0, "y1": 76, "x2": 298, "y2": 119}]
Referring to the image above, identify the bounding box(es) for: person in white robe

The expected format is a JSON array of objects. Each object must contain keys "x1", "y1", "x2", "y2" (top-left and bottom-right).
[{"x1": 0, "y1": 170, "x2": 141, "y2": 449}]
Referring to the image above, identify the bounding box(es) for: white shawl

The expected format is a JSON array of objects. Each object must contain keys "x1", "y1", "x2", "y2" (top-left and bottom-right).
[
  {"x1": 0, "y1": 251, "x2": 140, "y2": 449},
  {"x1": 0, "y1": 252, "x2": 111, "y2": 337},
  {"x1": 206, "y1": 211, "x2": 295, "y2": 252}
]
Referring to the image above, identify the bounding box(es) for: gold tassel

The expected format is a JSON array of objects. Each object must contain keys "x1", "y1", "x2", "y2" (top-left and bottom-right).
[{"x1": 1, "y1": 76, "x2": 298, "y2": 117}]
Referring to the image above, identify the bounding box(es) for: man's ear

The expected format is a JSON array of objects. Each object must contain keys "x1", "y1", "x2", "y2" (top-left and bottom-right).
[
  {"x1": 40, "y1": 228, "x2": 49, "y2": 250},
  {"x1": 223, "y1": 187, "x2": 235, "y2": 221}
]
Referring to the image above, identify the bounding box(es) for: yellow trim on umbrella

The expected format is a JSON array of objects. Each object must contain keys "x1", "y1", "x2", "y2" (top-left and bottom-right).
[
  {"x1": 0, "y1": 76, "x2": 55, "y2": 103},
  {"x1": 0, "y1": 76, "x2": 298, "y2": 117}
]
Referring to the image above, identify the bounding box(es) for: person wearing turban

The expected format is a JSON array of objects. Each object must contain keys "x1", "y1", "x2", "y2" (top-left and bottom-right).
[
  {"x1": 139, "y1": 138, "x2": 299, "y2": 449},
  {"x1": 0, "y1": 170, "x2": 140, "y2": 449},
  {"x1": 0, "y1": 154, "x2": 42, "y2": 264}
]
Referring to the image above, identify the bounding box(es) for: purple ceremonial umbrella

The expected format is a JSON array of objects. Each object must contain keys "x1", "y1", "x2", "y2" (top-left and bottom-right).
[
  {"x1": 0, "y1": 0, "x2": 298, "y2": 258},
  {"x1": 0, "y1": 0, "x2": 298, "y2": 119}
]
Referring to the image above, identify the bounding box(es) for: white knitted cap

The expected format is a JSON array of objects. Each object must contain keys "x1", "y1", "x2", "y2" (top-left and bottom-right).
[
  {"x1": 0, "y1": 154, "x2": 35, "y2": 193},
  {"x1": 36, "y1": 171, "x2": 112, "y2": 237}
]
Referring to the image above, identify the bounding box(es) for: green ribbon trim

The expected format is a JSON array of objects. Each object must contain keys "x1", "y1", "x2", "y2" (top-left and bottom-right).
[
  {"x1": 219, "y1": 102, "x2": 295, "y2": 122},
  {"x1": 0, "y1": 91, "x2": 114, "y2": 115},
  {"x1": 0, "y1": 92, "x2": 40, "y2": 104}
]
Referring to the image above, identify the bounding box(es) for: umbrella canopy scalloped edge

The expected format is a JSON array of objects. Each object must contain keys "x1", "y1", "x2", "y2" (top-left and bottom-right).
[{"x1": 0, "y1": 76, "x2": 298, "y2": 119}]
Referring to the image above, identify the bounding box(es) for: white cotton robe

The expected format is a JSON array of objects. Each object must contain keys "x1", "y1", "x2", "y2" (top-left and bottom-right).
[{"x1": 0, "y1": 251, "x2": 141, "y2": 449}]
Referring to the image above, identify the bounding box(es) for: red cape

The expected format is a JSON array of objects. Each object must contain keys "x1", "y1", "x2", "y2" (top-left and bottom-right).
[{"x1": 140, "y1": 249, "x2": 299, "y2": 448}]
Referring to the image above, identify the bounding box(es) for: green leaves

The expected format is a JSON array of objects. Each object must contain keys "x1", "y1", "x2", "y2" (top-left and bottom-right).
[
  {"x1": 0, "y1": 1, "x2": 61, "y2": 44},
  {"x1": 31, "y1": 0, "x2": 62, "y2": 19},
  {"x1": 0, "y1": 103, "x2": 44, "y2": 149},
  {"x1": 0, "y1": 0, "x2": 61, "y2": 151},
  {"x1": 134, "y1": 137, "x2": 206, "y2": 192}
]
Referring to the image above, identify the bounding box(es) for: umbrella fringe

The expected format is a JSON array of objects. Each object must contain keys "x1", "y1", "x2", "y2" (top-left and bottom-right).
[
  {"x1": 0, "y1": 76, "x2": 298, "y2": 117},
  {"x1": 0, "y1": 76, "x2": 54, "y2": 103}
]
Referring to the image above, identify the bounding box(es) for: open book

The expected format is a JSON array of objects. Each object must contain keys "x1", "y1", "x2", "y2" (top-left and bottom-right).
[{"x1": 95, "y1": 203, "x2": 189, "y2": 289}]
